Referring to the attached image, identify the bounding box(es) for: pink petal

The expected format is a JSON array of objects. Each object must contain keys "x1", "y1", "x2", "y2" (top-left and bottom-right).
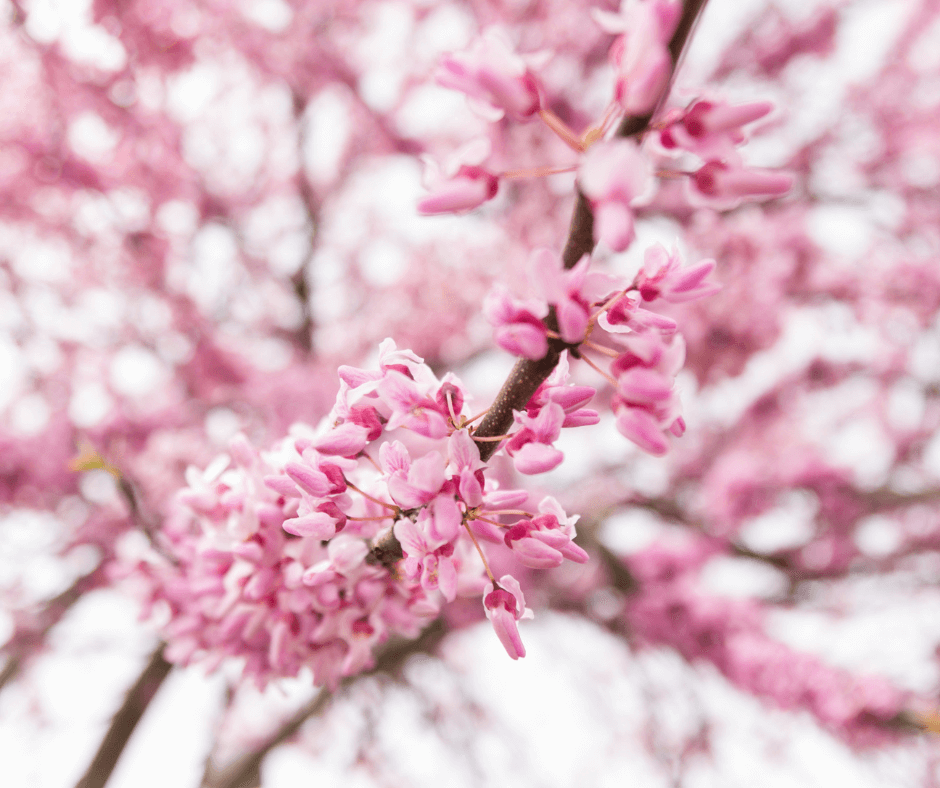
[
  {"x1": 313, "y1": 422, "x2": 370, "y2": 456},
  {"x1": 283, "y1": 511, "x2": 339, "y2": 539},
  {"x1": 618, "y1": 367, "x2": 674, "y2": 404},
  {"x1": 594, "y1": 201, "x2": 635, "y2": 252},
  {"x1": 513, "y1": 537, "x2": 564, "y2": 569},
  {"x1": 616, "y1": 407, "x2": 669, "y2": 456},
  {"x1": 512, "y1": 442, "x2": 563, "y2": 474}
]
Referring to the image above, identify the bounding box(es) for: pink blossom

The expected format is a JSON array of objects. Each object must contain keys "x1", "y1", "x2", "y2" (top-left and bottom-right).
[
  {"x1": 692, "y1": 160, "x2": 793, "y2": 205},
  {"x1": 483, "y1": 575, "x2": 532, "y2": 660},
  {"x1": 530, "y1": 250, "x2": 614, "y2": 343},
  {"x1": 609, "y1": 331, "x2": 686, "y2": 455},
  {"x1": 661, "y1": 99, "x2": 774, "y2": 158},
  {"x1": 595, "y1": 0, "x2": 681, "y2": 114},
  {"x1": 503, "y1": 497, "x2": 588, "y2": 568},
  {"x1": 418, "y1": 164, "x2": 499, "y2": 215},
  {"x1": 578, "y1": 140, "x2": 652, "y2": 252},
  {"x1": 483, "y1": 288, "x2": 549, "y2": 359},
  {"x1": 635, "y1": 244, "x2": 721, "y2": 304},
  {"x1": 436, "y1": 28, "x2": 542, "y2": 121},
  {"x1": 598, "y1": 291, "x2": 679, "y2": 334},
  {"x1": 504, "y1": 402, "x2": 565, "y2": 475}
]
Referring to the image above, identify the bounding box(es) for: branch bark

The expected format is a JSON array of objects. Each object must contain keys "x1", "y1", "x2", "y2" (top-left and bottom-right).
[{"x1": 74, "y1": 644, "x2": 173, "y2": 788}]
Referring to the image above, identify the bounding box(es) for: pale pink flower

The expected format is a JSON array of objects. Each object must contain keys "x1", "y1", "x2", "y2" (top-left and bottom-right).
[
  {"x1": 598, "y1": 291, "x2": 679, "y2": 334},
  {"x1": 595, "y1": 0, "x2": 681, "y2": 114},
  {"x1": 483, "y1": 288, "x2": 549, "y2": 360},
  {"x1": 418, "y1": 139, "x2": 499, "y2": 216},
  {"x1": 418, "y1": 164, "x2": 499, "y2": 215},
  {"x1": 386, "y1": 449, "x2": 447, "y2": 508},
  {"x1": 578, "y1": 139, "x2": 652, "y2": 252},
  {"x1": 504, "y1": 402, "x2": 565, "y2": 475},
  {"x1": 436, "y1": 27, "x2": 542, "y2": 121},
  {"x1": 610, "y1": 332, "x2": 686, "y2": 455},
  {"x1": 691, "y1": 160, "x2": 793, "y2": 206},
  {"x1": 503, "y1": 497, "x2": 588, "y2": 568},
  {"x1": 531, "y1": 250, "x2": 614, "y2": 343},
  {"x1": 483, "y1": 574, "x2": 533, "y2": 660},
  {"x1": 661, "y1": 99, "x2": 774, "y2": 159},
  {"x1": 635, "y1": 243, "x2": 721, "y2": 304}
]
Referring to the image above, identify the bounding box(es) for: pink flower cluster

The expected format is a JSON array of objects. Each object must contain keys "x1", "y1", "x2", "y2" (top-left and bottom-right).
[
  {"x1": 137, "y1": 341, "x2": 593, "y2": 681},
  {"x1": 625, "y1": 541, "x2": 905, "y2": 747},
  {"x1": 486, "y1": 244, "x2": 719, "y2": 456},
  {"x1": 418, "y1": 0, "x2": 678, "y2": 219}
]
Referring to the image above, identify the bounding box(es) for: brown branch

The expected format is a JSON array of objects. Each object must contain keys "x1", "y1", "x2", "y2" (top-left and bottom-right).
[
  {"x1": 74, "y1": 644, "x2": 173, "y2": 788},
  {"x1": 201, "y1": 620, "x2": 448, "y2": 788}
]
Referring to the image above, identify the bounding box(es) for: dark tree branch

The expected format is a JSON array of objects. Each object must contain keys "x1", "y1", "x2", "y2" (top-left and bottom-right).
[{"x1": 74, "y1": 644, "x2": 173, "y2": 788}]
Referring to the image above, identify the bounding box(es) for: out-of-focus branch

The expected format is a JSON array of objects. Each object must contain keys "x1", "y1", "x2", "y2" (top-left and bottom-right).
[
  {"x1": 0, "y1": 564, "x2": 106, "y2": 695},
  {"x1": 74, "y1": 644, "x2": 173, "y2": 788},
  {"x1": 201, "y1": 619, "x2": 448, "y2": 788}
]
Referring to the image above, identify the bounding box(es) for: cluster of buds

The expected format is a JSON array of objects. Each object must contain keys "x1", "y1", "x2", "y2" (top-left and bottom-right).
[
  {"x1": 142, "y1": 341, "x2": 596, "y2": 683},
  {"x1": 486, "y1": 243, "x2": 719, "y2": 456}
]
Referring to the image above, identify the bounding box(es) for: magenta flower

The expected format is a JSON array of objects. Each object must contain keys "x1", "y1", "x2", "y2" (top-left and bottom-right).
[
  {"x1": 661, "y1": 99, "x2": 774, "y2": 158},
  {"x1": 386, "y1": 448, "x2": 447, "y2": 509},
  {"x1": 504, "y1": 402, "x2": 565, "y2": 475},
  {"x1": 691, "y1": 160, "x2": 793, "y2": 206},
  {"x1": 503, "y1": 497, "x2": 589, "y2": 569},
  {"x1": 394, "y1": 505, "x2": 460, "y2": 602},
  {"x1": 531, "y1": 250, "x2": 613, "y2": 343},
  {"x1": 635, "y1": 244, "x2": 721, "y2": 304},
  {"x1": 483, "y1": 288, "x2": 549, "y2": 360},
  {"x1": 483, "y1": 574, "x2": 533, "y2": 660},
  {"x1": 609, "y1": 331, "x2": 686, "y2": 456},
  {"x1": 380, "y1": 371, "x2": 450, "y2": 439},
  {"x1": 599, "y1": 291, "x2": 679, "y2": 334}
]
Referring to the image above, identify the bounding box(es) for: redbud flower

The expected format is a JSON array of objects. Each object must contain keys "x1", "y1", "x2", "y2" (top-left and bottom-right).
[
  {"x1": 483, "y1": 574, "x2": 533, "y2": 660},
  {"x1": 531, "y1": 250, "x2": 614, "y2": 343},
  {"x1": 418, "y1": 138, "x2": 499, "y2": 216},
  {"x1": 504, "y1": 402, "x2": 565, "y2": 475},
  {"x1": 595, "y1": 0, "x2": 681, "y2": 114},
  {"x1": 635, "y1": 243, "x2": 721, "y2": 304},
  {"x1": 436, "y1": 27, "x2": 542, "y2": 121},
  {"x1": 483, "y1": 288, "x2": 549, "y2": 360},
  {"x1": 610, "y1": 332, "x2": 686, "y2": 456},
  {"x1": 503, "y1": 497, "x2": 589, "y2": 568},
  {"x1": 418, "y1": 164, "x2": 499, "y2": 215},
  {"x1": 578, "y1": 140, "x2": 652, "y2": 252},
  {"x1": 661, "y1": 99, "x2": 774, "y2": 158},
  {"x1": 692, "y1": 160, "x2": 793, "y2": 206}
]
